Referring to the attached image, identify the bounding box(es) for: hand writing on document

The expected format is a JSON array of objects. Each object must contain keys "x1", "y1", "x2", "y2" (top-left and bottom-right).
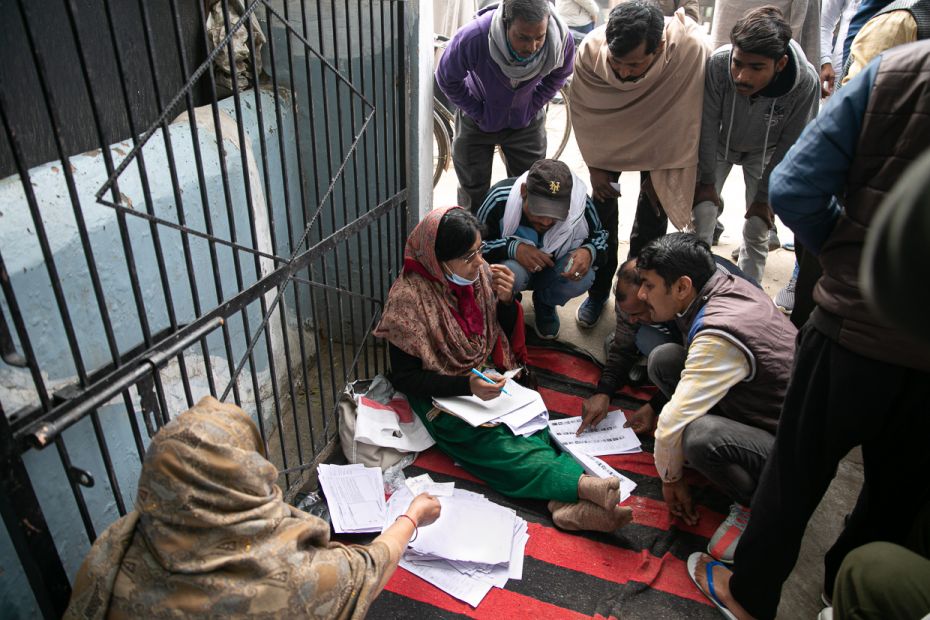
[{"x1": 469, "y1": 371, "x2": 506, "y2": 400}]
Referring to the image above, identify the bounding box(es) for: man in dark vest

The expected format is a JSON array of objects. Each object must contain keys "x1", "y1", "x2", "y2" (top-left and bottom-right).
[
  {"x1": 687, "y1": 40, "x2": 930, "y2": 620},
  {"x1": 633, "y1": 233, "x2": 796, "y2": 564}
]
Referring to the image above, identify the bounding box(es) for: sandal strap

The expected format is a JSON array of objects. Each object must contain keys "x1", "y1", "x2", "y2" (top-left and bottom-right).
[{"x1": 705, "y1": 560, "x2": 729, "y2": 610}]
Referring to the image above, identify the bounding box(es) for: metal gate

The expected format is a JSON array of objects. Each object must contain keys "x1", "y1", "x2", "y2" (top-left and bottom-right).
[{"x1": 0, "y1": 1, "x2": 409, "y2": 616}]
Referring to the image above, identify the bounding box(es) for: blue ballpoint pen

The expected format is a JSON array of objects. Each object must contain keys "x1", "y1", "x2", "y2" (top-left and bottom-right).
[{"x1": 470, "y1": 368, "x2": 511, "y2": 396}]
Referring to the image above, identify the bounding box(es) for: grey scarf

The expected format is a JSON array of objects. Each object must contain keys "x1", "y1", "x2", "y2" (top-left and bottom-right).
[{"x1": 488, "y1": 4, "x2": 569, "y2": 87}]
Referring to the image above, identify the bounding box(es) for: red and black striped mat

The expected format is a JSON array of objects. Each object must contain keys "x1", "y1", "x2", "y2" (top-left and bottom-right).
[{"x1": 369, "y1": 344, "x2": 726, "y2": 619}]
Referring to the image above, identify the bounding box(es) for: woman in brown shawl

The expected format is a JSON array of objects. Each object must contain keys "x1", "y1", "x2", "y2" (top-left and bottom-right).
[
  {"x1": 64, "y1": 396, "x2": 440, "y2": 619},
  {"x1": 374, "y1": 206, "x2": 633, "y2": 532}
]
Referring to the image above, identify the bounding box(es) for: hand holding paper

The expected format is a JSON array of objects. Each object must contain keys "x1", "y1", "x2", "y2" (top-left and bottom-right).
[{"x1": 406, "y1": 493, "x2": 442, "y2": 528}]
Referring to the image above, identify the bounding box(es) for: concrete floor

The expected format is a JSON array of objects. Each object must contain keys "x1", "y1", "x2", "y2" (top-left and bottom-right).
[{"x1": 432, "y1": 119, "x2": 864, "y2": 619}]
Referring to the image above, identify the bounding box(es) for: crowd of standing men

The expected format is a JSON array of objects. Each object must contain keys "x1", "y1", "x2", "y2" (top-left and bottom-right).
[{"x1": 436, "y1": 1, "x2": 930, "y2": 618}]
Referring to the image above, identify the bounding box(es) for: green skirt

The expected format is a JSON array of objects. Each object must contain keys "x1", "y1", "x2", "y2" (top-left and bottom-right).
[{"x1": 411, "y1": 396, "x2": 583, "y2": 502}]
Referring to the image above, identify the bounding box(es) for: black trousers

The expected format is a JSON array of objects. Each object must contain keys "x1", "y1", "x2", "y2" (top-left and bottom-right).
[
  {"x1": 590, "y1": 171, "x2": 668, "y2": 300},
  {"x1": 452, "y1": 109, "x2": 546, "y2": 213},
  {"x1": 729, "y1": 318, "x2": 930, "y2": 619},
  {"x1": 790, "y1": 240, "x2": 822, "y2": 329}
]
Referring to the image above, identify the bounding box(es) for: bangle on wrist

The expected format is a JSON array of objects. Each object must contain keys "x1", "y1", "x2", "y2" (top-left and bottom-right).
[{"x1": 395, "y1": 514, "x2": 418, "y2": 542}]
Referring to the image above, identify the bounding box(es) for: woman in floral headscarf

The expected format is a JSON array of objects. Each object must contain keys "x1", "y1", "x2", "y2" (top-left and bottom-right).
[
  {"x1": 64, "y1": 396, "x2": 440, "y2": 619},
  {"x1": 374, "y1": 206, "x2": 632, "y2": 533}
]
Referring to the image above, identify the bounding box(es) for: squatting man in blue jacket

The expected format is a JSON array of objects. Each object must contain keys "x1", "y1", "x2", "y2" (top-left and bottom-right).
[{"x1": 477, "y1": 159, "x2": 607, "y2": 340}]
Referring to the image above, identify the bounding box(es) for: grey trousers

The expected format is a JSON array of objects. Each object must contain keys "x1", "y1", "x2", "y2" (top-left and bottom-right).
[
  {"x1": 452, "y1": 109, "x2": 547, "y2": 212},
  {"x1": 692, "y1": 150, "x2": 770, "y2": 283},
  {"x1": 647, "y1": 343, "x2": 774, "y2": 506}
]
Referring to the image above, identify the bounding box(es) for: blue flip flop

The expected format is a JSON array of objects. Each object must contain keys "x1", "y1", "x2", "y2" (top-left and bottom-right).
[{"x1": 687, "y1": 552, "x2": 737, "y2": 620}]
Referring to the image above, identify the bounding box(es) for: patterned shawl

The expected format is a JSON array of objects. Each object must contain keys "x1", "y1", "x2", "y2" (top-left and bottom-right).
[
  {"x1": 64, "y1": 396, "x2": 392, "y2": 620},
  {"x1": 570, "y1": 11, "x2": 711, "y2": 230},
  {"x1": 373, "y1": 206, "x2": 515, "y2": 375}
]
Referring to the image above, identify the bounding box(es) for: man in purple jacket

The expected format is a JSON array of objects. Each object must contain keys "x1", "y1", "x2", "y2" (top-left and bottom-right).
[{"x1": 437, "y1": 0, "x2": 574, "y2": 211}]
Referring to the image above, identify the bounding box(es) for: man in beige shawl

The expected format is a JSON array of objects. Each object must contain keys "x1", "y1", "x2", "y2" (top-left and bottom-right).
[
  {"x1": 570, "y1": 0, "x2": 710, "y2": 328},
  {"x1": 64, "y1": 396, "x2": 440, "y2": 619}
]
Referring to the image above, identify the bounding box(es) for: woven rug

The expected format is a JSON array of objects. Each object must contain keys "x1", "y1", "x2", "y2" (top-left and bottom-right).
[{"x1": 369, "y1": 344, "x2": 727, "y2": 619}]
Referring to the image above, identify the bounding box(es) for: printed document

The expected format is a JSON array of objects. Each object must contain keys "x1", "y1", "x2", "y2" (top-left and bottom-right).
[
  {"x1": 318, "y1": 463, "x2": 385, "y2": 533},
  {"x1": 548, "y1": 410, "x2": 642, "y2": 456}
]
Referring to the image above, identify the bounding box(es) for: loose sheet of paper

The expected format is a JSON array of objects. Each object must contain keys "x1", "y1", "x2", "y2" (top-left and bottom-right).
[
  {"x1": 405, "y1": 473, "x2": 455, "y2": 497},
  {"x1": 498, "y1": 397, "x2": 549, "y2": 437},
  {"x1": 386, "y1": 487, "x2": 515, "y2": 564},
  {"x1": 548, "y1": 410, "x2": 642, "y2": 456},
  {"x1": 571, "y1": 450, "x2": 638, "y2": 502},
  {"x1": 547, "y1": 419, "x2": 638, "y2": 503},
  {"x1": 318, "y1": 464, "x2": 385, "y2": 533}
]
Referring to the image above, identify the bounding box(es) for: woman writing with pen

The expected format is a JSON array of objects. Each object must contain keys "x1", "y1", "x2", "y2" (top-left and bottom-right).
[{"x1": 374, "y1": 207, "x2": 632, "y2": 533}]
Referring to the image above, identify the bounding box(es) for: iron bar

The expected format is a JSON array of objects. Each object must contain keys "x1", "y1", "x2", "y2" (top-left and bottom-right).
[
  {"x1": 184, "y1": 0, "x2": 269, "y2": 442},
  {"x1": 297, "y1": 0, "x2": 333, "y2": 452},
  {"x1": 18, "y1": 318, "x2": 226, "y2": 450},
  {"x1": 215, "y1": 0, "x2": 290, "y2": 479},
  {"x1": 164, "y1": 0, "x2": 244, "y2": 405},
  {"x1": 136, "y1": 0, "x2": 216, "y2": 403},
  {"x1": 262, "y1": 3, "x2": 309, "y2": 471},
  {"x1": 99, "y1": 0, "x2": 196, "y2": 417},
  {"x1": 61, "y1": 0, "x2": 158, "y2": 461}
]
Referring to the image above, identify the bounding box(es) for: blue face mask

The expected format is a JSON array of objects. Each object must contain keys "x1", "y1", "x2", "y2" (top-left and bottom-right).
[{"x1": 445, "y1": 269, "x2": 478, "y2": 286}]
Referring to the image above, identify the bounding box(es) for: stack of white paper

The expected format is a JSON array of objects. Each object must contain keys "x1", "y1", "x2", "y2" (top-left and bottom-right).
[
  {"x1": 432, "y1": 379, "x2": 548, "y2": 437},
  {"x1": 385, "y1": 484, "x2": 529, "y2": 608},
  {"x1": 318, "y1": 463, "x2": 385, "y2": 533},
  {"x1": 548, "y1": 411, "x2": 639, "y2": 503}
]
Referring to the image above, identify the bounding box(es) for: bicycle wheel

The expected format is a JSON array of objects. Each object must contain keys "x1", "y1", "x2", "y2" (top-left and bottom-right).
[
  {"x1": 433, "y1": 108, "x2": 453, "y2": 187},
  {"x1": 545, "y1": 85, "x2": 572, "y2": 160}
]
